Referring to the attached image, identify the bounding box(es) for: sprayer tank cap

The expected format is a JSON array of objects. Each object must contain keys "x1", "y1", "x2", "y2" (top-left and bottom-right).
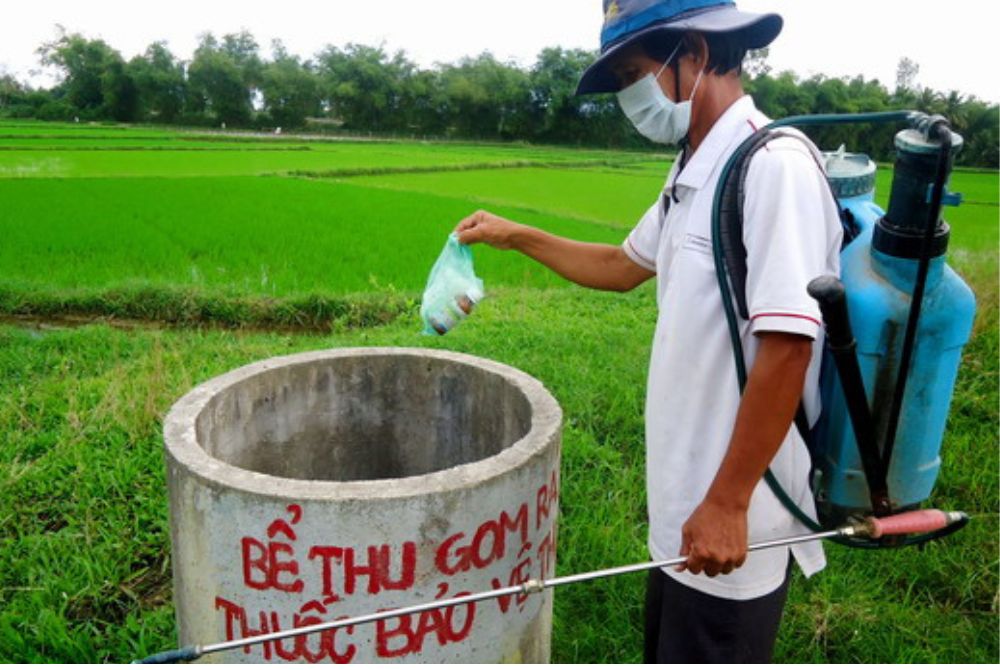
[
  {"x1": 823, "y1": 146, "x2": 877, "y2": 198},
  {"x1": 895, "y1": 128, "x2": 964, "y2": 155}
]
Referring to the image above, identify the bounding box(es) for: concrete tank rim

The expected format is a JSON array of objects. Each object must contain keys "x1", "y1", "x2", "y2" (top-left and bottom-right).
[{"x1": 163, "y1": 347, "x2": 563, "y2": 502}]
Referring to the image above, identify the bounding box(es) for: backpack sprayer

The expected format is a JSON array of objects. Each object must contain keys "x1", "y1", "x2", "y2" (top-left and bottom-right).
[
  {"x1": 713, "y1": 110, "x2": 975, "y2": 545},
  {"x1": 136, "y1": 111, "x2": 976, "y2": 663}
]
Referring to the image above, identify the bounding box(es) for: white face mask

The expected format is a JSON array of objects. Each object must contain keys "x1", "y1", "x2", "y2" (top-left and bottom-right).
[{"x1": 617, "y1": 45, "x2": 704, "y2": 146}]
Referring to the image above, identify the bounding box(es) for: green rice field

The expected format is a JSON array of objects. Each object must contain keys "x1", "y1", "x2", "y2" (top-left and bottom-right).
[{"x1": 0, "y1": 120, "x2": 996, "y2": 663}]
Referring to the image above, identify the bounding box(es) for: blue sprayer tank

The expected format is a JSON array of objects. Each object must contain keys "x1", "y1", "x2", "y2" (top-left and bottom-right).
[{"x1": 812, "y1": 128, "x2": 976, "y2": 519}]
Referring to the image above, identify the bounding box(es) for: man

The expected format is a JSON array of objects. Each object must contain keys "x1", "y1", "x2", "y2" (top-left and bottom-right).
[{"x1": 455, "y1": 1, "x2": 842, "y2": 662}]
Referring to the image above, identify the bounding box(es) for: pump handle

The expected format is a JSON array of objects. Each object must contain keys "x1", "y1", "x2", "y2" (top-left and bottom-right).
[
  {"x1": 864, "y1": 509, "x2": 967, "y2": 539},
  {"x1": 808, "y1": 274, "x2": 892, "y2": 517},
  {"x1": 807, "y1": 276, "x2": 853, "y2": 350}
]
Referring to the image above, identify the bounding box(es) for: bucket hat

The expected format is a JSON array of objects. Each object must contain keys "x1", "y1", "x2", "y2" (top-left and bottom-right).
[{"x1": 576, "y1": 0, "x2": 782, "y2": 95}]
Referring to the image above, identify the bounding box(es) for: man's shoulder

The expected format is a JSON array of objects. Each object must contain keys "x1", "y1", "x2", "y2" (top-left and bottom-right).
[
  {"x1": 746, "y1": 129, "x2": 825, "y2": 181},
  {"x1": 716, "y1": 102, "x2": 821, "y2": 181},
  {"x1": 739, "y1": 128, "x2": 841, "y2": 233},
  {"x1": 757, "y1": 126, "x2": 821, "y2": 156}
]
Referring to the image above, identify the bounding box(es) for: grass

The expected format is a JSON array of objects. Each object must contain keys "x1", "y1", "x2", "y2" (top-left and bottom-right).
[
  {"x1": 0, "y1": 284, "x2": 415, "y2": 332},
  {"x1": 0, "y1": 125, "x2": 664, "y2": 179},
  {"x1": 0, "y1": 169, "x2": 990, "y2": 307},
  {"x1": 345, "y1": 165, "x2": 668, "y2": 227},
  {"x1": 0, "y1": 282, "x2": 994, "y2": 663},
  {"x1": 0, "y1": 121, "x2": 996, "y2": 663},
  {"x1": 0, "y1": 177, "x2": 624, "y2": 299},
  {"x1": 0, "y1": 148, "x2": 546, "y2": 178}
]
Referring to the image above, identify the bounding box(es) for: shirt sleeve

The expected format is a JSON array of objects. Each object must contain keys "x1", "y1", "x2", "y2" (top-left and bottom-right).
[
  {"x1": 742, "y1": 140, "x2": 843, "y2": 339},
  {"x1": 622, "y1": 199, "x2": 663, "y2": 273}
]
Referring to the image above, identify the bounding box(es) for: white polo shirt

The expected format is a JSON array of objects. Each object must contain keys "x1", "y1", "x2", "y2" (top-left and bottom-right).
[{"x1": 623, "y1": 95, "x2": 842, "y2": 600}]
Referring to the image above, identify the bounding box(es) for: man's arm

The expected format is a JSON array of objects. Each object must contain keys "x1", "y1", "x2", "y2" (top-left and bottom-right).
[
  {"x1": 677, "y1": 331, "x2": 813, "y2": 577},
  {"x1": 455, "y1": 209, "x2": 655, "y2": 292}
]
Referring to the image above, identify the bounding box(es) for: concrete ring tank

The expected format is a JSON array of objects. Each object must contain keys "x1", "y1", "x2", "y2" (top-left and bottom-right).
[{"x1": 164, "y1": 347, "x2": 562, "y2": 664}]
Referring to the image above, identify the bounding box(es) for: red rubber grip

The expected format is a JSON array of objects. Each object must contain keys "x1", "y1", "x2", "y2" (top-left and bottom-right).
[{"x1": 868, "y1": 509, "x2": 949, "y2": 538}]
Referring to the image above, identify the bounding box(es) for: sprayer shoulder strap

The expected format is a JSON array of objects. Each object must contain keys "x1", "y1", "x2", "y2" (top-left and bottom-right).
[
  {"x1": 716, "y1": 128, "x2": 852, "y2": 323},
  {"x1": 713, "y1": 127, "x2": 843, "y2": 533},
  {"x1": 717, "y1": 129, "x2": 860, "y2": 439}
]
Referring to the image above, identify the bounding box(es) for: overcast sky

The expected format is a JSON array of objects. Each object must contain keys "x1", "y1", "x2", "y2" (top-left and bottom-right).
[{"x1": 1, "y1": 0, "x2": 995, "y2": 103}]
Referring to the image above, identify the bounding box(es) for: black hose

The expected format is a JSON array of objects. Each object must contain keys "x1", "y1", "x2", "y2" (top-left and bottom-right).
[{"x1": 879, "y1": 121, "x2": 954, "y2": 487}]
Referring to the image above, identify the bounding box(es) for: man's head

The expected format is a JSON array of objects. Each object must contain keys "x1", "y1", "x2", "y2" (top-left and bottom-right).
[{"x1": 576, "y1": 1, "x2": 782, "y2": 97}]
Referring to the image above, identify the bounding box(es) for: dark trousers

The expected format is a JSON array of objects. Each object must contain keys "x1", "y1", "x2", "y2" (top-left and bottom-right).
[{"x1": 644, "y1": 565, "x2": 791, "y2": 664}]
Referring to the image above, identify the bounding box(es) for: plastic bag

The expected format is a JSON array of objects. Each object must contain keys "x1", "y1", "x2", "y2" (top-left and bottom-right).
[{"x1": 420, "y1": 233, "x2": 485, "y2": 335}]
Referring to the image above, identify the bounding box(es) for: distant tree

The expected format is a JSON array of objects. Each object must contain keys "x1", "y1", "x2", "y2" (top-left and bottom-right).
[
  {"x1": 913, "y1": 86, "x2": 944, "y2": 115},
  {"x1": 221, "y1": 32, "x2": 263, "y2": 80},
  {"x1": 316, "y1": 43, "x2": 415, "y2": 132},
  {"x1": 101, "y1": 56, "x2": 140, "y2": 121},
  {"x1": 37, "y1": 29, "x2": 125, "y2": 117},
  {"x1": 529, "y1": 47, "x2": 595, "y2": 143},
  {"x1": 0, "y1": 75, "x2": 54, "y2": 119},
  {"x1": 220, "y1": 30, "x2": 264, "y2": 102},
  {"x1": 743, "y1": 47, "x2": 771, "y2": 79},
  {"x1": 0, "y1": 74, "x2": 25, "y2": 112},
  {"x1": 35, "y1": 99, "x2": 76, "y2": 121},
  {"x1": 439, "y1": 53, "x2": 531, "y2": 139},
  {"x1": 895, "y1": 56, "x2": 920, "y2": 94},
  {"x1": 941, "y1": 90, "x2": 967, "y2": 128},
  {"x1": 187, "y1": 33, "x2": 254, "y2": 125},
  {"x1": 128, "y1": 42, "x2": 186, "y2": 123},
  {"x1": 747, "y1": 70, "x2": 815, "y2": 119},
  {"x1": 954, "y1": 98, "x2": 999, "y2": 168},
  {"x1": 0, "y1": 80, "x2": 54, "y2": 119},
  {"x1": 845, "y1": 75, "x2": 895, "y2": 160},
  {"x1": 400, "y1": 69, "x2": 449, "y2": 136},
  {"x1": 259, "y1": 41, "x2": 320, "y2": 128}
]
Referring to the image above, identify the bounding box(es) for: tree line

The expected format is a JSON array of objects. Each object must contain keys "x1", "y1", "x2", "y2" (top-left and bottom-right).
[{"x1": 0, "y1": 30, "x2": 996, "y2": 167}]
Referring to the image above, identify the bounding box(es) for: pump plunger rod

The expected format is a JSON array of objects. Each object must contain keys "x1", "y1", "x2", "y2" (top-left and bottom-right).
[{"x1": 134, "y1": 509, "x2": 966, "y2": 664}]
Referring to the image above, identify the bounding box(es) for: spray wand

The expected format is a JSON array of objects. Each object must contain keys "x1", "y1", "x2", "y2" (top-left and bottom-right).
[{"x1": 135, "y1": 509, "x2": 967, "y2": 664}]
